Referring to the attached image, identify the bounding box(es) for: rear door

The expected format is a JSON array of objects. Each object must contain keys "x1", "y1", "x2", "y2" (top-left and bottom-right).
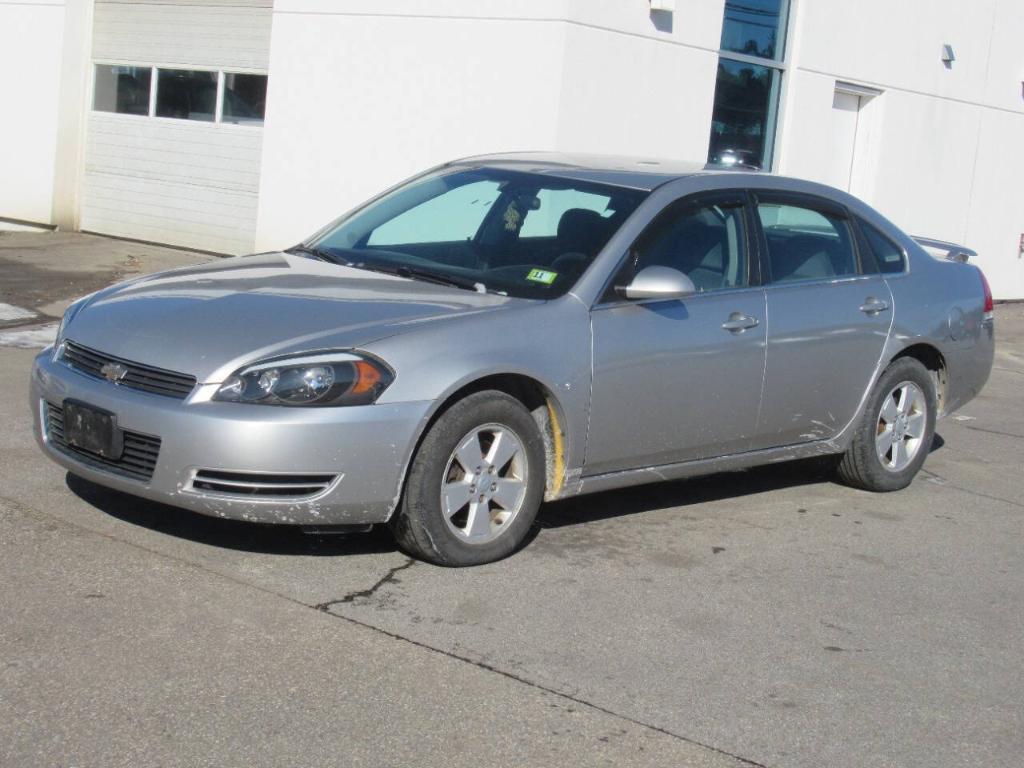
[
  {"x1": 749, "y1": 192, "x2": 893, "y2": 449},
  {"x1": 584, "y1": 192, "x2": 767, "y2": 476}
]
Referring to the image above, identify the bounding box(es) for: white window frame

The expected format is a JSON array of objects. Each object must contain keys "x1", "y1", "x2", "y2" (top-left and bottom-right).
[{"x1": 89, "y1": 61, "x2": 267, "y2": 129}]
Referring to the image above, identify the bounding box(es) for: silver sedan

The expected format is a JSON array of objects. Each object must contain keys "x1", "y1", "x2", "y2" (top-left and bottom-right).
[{"x1": 31, "y1": 153, "x2": 995, "y2": 565}]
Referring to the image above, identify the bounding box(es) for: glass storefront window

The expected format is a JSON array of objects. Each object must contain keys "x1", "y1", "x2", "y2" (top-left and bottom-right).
[
  {"x1": 708, "y1": 59, "x2": 780, "y2": 170},
  {"x1": 720, "y1": 0, "x2": 787, "y2": 61},
  {"x1": 708, "y1": 0, "x2": 790, "y2": 170}
]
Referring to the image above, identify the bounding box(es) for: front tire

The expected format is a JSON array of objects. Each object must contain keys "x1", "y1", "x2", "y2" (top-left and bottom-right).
[
  {"x1": 837, "y1": 357, "x2": 937, "y2": 492},
  {"x1": 390, "y1": 391, "x2": 545, "y2": 566}
]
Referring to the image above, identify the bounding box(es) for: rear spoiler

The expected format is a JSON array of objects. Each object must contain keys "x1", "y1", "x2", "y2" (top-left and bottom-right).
[{"x1": 912, "y1": 236, "x2": 976, "y2": 263}]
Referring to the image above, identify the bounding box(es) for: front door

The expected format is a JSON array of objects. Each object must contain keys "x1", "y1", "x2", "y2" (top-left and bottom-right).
[
  {"x1": 584, "y1": 194, "x2": 767, "y2": 477},
  {"x1": 749, "y1": 194, "x2": 892, "y2": 448}
]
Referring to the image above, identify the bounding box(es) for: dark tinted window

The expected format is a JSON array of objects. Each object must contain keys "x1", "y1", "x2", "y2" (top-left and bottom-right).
[
  {"x1": 222, "y1": 73, "x2": 268, "y2": 126},
  {"x1": 709, "y1": 0, "x2": 790, "y2": 170},
  {"x1": 156, "y1": 69, "x2": 217, "y2": 122},
  {"x1": 859, "y1": 219, "x2": 907, "y2": 274},
  {"x1": 757, "y1": 202, "x2": 857, "y2": 283},
  {"x1": 720, "y1": 0, "x2": 788, "y2": 60},
  {"x1": 708, "y1": 59, "x2": 780, "y2": 170},
  {"x1": 93, "y1": 65, "x2": 151, "y2": 116},
  {"x1": 610, "y1": 199, "x2": 749, "y2": 297}
]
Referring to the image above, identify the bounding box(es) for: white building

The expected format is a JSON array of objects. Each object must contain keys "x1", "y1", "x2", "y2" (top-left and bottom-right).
[{"x1": 2, "y1": 0, "x2": 1022, "y2": 297}]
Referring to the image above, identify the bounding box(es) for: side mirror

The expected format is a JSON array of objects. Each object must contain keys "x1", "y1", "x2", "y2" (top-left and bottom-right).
[{"x1": 615, "y1": 266, "x2": 697, "y2": 301}]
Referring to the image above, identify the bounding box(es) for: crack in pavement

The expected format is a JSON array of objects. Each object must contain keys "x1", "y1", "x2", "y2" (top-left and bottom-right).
[
  {"x1": 319, "y1": 602, "x2": 772, "y2": 768},
  {"x1": 918, "y1": 469, "x2": 1024, "y2": 510},
  {"x1": 314, "y1": 558, "x2": 416, "y2": 611},
  {"x1": 960, "y1": 424, "x2": 1024, "y2": 440},
  {"x1": 1, "y1": 494, "x2": 770, "y2": 768}
]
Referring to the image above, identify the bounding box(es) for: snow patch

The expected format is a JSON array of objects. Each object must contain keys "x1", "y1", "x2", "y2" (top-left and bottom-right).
[
  {"x1": 0, "y1": 324, "x2": 58, "y2": 349},
  {"x1": 0, "y1": 303, "x2": 37, "y2": 322}
]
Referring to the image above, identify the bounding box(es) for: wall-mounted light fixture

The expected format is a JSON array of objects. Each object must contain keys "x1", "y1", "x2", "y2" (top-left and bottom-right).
[
  {"x1": 941, "y1": 44, "x2": 956, "y2": 68},
  {"x1": 650, "y1": 0, "x2": 676, "y2": 11}
]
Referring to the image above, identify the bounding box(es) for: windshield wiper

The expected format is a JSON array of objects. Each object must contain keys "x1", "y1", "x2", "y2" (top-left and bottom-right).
[
  {"x1": 286, "y1": 244, "x2": 352, "y2": 266},
  {"x1": 357, "y1": 263, "x2": 487, "y2": 293}
]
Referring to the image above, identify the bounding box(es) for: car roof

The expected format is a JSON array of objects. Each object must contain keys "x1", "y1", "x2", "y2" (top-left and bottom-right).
[{"x1": 446, "y1": 151, "x2": 757, "y2": 191}]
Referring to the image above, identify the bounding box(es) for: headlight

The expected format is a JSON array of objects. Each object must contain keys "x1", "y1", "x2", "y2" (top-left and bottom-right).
[{"x1": 213, "y1": 352, "x2": 394, "y2": 407}]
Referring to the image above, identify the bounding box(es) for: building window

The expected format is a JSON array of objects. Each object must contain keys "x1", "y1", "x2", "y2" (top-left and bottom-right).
[
  {"x1": 222, "y1": 73, "x2": 268, "y2": 125},
  {"x1": 91, "y1": 64, "x2": 268, "y2": 127},
  {"x1": 156, "y1": 69, "x2": 218, "y2": 122},
  {"x1": 708, "y1": 0, "x2": 791, "y2": 170},
  {"x1": 93, "y1": 65, "x2": 152, "y2": 116}
]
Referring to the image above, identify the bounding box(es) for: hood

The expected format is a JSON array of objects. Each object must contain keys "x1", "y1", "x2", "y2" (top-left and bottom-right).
[{"x1": 65, "y1": 252, "x2": 518, "y2": 383}]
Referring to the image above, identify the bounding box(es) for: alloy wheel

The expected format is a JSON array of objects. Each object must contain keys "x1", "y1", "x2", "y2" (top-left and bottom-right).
[
  {"x1": 441, "y1": 423, "x2": 529, "y2": 544},
  {"x1": 875, "y1": 381, "x2": 927, "y2": 472}
]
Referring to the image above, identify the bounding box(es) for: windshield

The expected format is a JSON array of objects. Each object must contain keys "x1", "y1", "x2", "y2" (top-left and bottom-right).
[{"x1": 307, "y1": 168, "x2": 647, "y2": 299}]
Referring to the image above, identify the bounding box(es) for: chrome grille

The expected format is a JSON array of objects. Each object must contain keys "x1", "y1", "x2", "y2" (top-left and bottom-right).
[
  {"x1": 191, "y1": 470, "x2": 337, "y2": 498},
  {"x1": 45, "y1": 402, "x2": 161, "y2": 482},
  {"x1": 62, "y1": 341, "x2": 197, "y2": 400}
]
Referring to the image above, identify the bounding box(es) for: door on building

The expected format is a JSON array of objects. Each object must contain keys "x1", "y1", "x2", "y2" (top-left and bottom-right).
[
  {"x1": 824, "y1": 91, "x2": 861, "y2": 191},
  {"x1": 820, "y1": 84, "x2": 882, "y2": 194},
  {"x1": 81, "y1": 1, "x2": 272, "y2": 255}
]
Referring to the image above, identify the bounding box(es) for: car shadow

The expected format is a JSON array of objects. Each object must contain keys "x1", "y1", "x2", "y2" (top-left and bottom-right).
[
  {"x1": 538, "y1": 432, "x2": 947, "y2": 531},
  {"x1": 65, "y1": 473, "x2": 398, "y2": 557},
  {"x1": 535, "y1": 456, "x2": 840, "y2": 530}
]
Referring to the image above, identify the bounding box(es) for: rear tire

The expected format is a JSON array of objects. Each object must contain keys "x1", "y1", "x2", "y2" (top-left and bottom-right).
[
  {"x1": 837, "y1": 357, "x2": 936, "y2": 492},
  {"x1": 389, "y1": 391, "x2": 545, "y2": 566}
]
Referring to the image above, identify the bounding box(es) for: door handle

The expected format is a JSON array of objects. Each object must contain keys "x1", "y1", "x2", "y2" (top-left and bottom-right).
[
  {"x1": 722, "y1": 313, "x2": 760, "y2": 333},
  {"x1": 859, "y1": 297, "x2": 890, "y2": 315}
]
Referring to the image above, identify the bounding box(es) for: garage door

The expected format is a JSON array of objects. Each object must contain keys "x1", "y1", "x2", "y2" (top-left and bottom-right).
[{"x1": 81, "y1": 0, "x2": 272, "y2": 254}]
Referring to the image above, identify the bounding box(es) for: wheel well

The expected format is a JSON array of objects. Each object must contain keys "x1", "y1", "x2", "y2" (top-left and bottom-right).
[
  {"x1": 891, "y1": 344, "x2": 947, "y2": 414},
  {"x1": 419, "y1": 374, "x2": 568, "y2": 499}
]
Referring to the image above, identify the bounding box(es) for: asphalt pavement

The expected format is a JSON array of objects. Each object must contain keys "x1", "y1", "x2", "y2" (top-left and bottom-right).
[{"x1": 1, "y1": 232, "x2": 1022, "y2": 767}]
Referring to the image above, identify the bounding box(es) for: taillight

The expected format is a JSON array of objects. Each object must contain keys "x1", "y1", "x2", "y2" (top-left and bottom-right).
[{"x1": 979, "y1": 268, "x2": 994, "y2": 319}]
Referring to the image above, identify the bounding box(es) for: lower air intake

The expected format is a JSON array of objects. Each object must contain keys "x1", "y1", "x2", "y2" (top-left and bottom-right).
[{"x1": 191, "y1": 470, "x2": 337, "y2": 498}]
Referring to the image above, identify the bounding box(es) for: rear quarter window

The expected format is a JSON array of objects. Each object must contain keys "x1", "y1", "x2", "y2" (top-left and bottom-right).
[{"x1": 859, "y1": 219, "x2": 907, "y2": 274}]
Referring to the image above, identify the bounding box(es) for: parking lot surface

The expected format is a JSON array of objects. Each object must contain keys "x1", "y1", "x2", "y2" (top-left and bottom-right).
[{"x1": 2, "y1": 233, "x2": 1022, "y2": 767}]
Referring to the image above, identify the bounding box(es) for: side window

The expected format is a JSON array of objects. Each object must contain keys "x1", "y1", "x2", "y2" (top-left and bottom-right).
[
  {"x1": 612, "y1": 199, "x2": 749, "y2": 296},
  {"x1": 368, "y1": 180, "x2": 501, "y2": 246},
  {"x1": 757, "y1": 201, "x2": 857, "y2": 283},
  {"x1": 859, "y1": 219, "x2": 907, "y2": 274}
]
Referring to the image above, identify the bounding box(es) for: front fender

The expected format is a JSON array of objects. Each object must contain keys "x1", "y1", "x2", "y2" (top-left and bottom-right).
[{"x1": 364, "y1": 296, "x2": 593, "y2": 496}]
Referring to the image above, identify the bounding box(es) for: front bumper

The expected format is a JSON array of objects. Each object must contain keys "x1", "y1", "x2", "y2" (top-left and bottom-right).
[{"x1": 30, "y1": 349, "x2": 432, "y2": 525}]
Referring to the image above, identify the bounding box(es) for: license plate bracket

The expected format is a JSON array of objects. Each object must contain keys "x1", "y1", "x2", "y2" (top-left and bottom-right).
[{"x1": 63, "y1": 400, "x2": 123, "y2": 459}]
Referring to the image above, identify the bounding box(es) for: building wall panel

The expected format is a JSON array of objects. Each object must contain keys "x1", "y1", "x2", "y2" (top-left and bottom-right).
[
  {"x1": 81, "y1": 114, "x2": 262, "y2": 253},
  {"x1": 93, "y1": 1, "x2": 272, "y2": 70},
  {"x1": 254, "y1": 11, "x2": 566, "y2": 248},
  {"x1": 0, "y1": 0, "x2": 66, "y2": 225}
]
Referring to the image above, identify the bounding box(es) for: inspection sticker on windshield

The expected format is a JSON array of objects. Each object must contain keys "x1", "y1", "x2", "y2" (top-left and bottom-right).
[{"x1": 526, "y1": 268, "x2": 557, "y2": 285}]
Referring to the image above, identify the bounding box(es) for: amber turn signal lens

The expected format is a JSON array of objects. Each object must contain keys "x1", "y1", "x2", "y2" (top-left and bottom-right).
[{"x1": 350, "y1": 359, "x2": 383, "y2": 395}]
